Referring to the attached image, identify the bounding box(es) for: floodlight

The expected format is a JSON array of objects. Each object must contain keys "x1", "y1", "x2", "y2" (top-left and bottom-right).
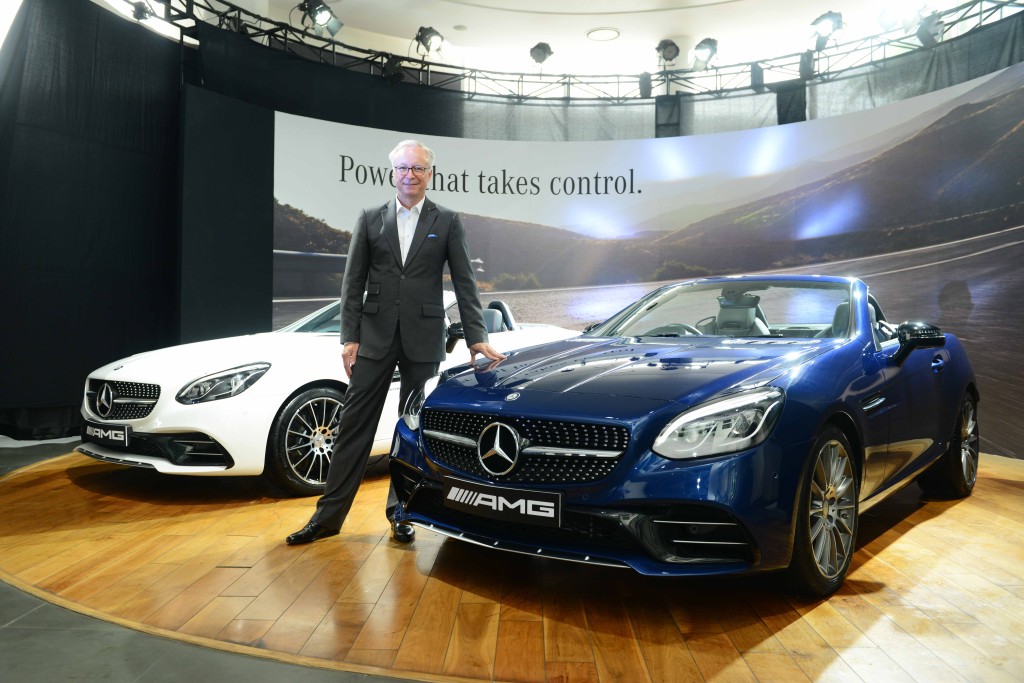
[
  {"x1": 530, "y1": 42, "x2": 553, "y2": 64},
  {"x1": 217, "y1": 12, "x2": 247, "y2": 33},
  {"x1": 324, "y1": 16, "x2": 343, "y2": 37},
  {"x1": 132, "y1": 1, "x2": 151, "y2": 21},
  {"x1": 639, "y1": 72, "x2": 653, "y2": 98},
  {"x1": 383, "y1": 55, "x2": 406, "y2": 84},
  {"x1": 799, "y1": 50, "x2": 816, "y2": 80},
  {"x1": 415, "y1": 26, "x2": 444, "y2": 55},
  {"x1": 692, "y1": 38, "x2": 718, "y2": 71},
  {"x1": 750, "y1": 62, "x2": 765, "y2": 92},
  {"x1": 656, "y1": 39, "x2": 680, "y2": 64},
  {"x1": 812, "y1": 11, "x2": 842, "y2": 52},
  {"x1": 296, "y1": 1, "x2": 342, "y2": 37},
  {"x1": 917, "y1": 12, "x2": 944, "y2": 47}
]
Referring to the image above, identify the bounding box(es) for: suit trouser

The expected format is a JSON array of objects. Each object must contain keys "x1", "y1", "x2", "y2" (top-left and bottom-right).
[{"x1": 310, "y1": 330, "x2": 439, "y2": 531}]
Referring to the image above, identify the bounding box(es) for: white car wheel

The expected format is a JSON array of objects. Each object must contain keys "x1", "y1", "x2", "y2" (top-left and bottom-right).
[{"x1": 266, "y1": 387, "x2": 344, "y2": 496}]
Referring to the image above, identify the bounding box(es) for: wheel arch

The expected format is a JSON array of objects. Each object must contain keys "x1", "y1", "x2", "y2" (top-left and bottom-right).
[{"x1": 820, "y1": 410, "x2": 863, "y2": 482}]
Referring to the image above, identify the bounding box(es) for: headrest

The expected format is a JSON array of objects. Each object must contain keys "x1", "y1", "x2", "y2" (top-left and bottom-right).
[
  {"x1": 717, "y1": 293, "x2": 760, "y2": 309},
  {"x1": 717, "y1": 306, "x2": 756, "y2": 329},
  {"x1": 481, "y1": 308, "x2": 505, "y2": 334},
  {"x1": 832, "y1": 301, "x2": 850, "y2": 338}
]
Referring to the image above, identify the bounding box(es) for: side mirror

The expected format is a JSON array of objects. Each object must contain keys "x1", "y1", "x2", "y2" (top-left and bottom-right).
[
  {"x1": 582, "y1": 321, "x2": 602, "y2": 334},
  {"x1": 893, "y1": 321, "x2": 944, "y2": 365},
  {"x1": 445, "y1": 321, "x2": 465, "y2": 353}
]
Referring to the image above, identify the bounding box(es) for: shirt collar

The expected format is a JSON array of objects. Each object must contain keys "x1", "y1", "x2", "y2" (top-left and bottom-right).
[{"x1": 396, "y1": 196, "x2": 426, "y2": 215}]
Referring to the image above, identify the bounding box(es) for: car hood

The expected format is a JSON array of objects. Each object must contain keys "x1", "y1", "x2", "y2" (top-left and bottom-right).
[
  {"x1": 437, "y1": 336, "x2": 838, "y2": 411},
  {"x1": 88, "y1": 332, "x2": 336, "y2": 381}
]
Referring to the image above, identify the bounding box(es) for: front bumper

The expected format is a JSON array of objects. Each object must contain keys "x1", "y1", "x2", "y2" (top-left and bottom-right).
[
  {"x1": 76, "y1": 429, "x2": 234, "y2": 474},
  {"x1": 77, "y1": 373, "x2": 283, "y2": 476},
  {"x1": 389, "y1": 419, "x2": 809, "y2": 577}
]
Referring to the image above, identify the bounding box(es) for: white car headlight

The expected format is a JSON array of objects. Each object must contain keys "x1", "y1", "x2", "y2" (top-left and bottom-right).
[
  {"x1": 176, "y1": 363, "x2": 271, "y2": 405},
  {"x1": 653, "y1": 387, "x2": 784, "y2": 460}
]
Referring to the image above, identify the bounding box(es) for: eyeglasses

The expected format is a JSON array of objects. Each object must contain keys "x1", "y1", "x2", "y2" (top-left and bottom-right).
[{"x1": 394, "y1": 165, "x2": 431, "y2": 176}]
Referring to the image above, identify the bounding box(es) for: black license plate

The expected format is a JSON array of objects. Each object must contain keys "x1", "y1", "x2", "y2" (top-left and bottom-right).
[
  {"x1": 83, "y1": 420, "x2": 132, "y2": 447},
  {"x1": 442, "y1": 476, "x2": 561, "y2": 528}
]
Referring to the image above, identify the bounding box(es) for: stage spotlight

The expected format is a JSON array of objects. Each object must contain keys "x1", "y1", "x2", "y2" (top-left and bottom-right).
[
  {"x1": 383, "y1": 55, "x2": 406, "y2": 84},
  {"x1": 917, "y1": 12, "x2": 944, "y2": 47},
  {"x1": 530, "y1": 42, "x2": 553, "y2": 64},
  {"x1": 217, "y1": 12, "x2": 247, "y2": 34},
  {"x1": 323, "y1": 15, "x2": 343, "y2": 37},
  {"x1": 691, "y1": 38, "x2": 718, "y2": 71},
  {"x1": 812, "y1": 11, "x2": 842, "y2": 52},
  {"x1": 296, "y1": 1, "x2": 343, "y2": 37},
  {"x1": 132, "y1": 1, "x2": 151, "y2": 21},
  {"x1": 656, "y1": 39, "x2": 680, "y2": 65},
  {"x1": 750, "y1": 62, "x2": 765, "y2": 92},
  {"x1": 799, "y1": 50, "x2": 816, "y2": 80},
  {"x1": 639, "y1": 71, "x2": 653, "y2": 98},
  {"x1": 415, "y1": 26, "x2": 444, "y2": 55}
]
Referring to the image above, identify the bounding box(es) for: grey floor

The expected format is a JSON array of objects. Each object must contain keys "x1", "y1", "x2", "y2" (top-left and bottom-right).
[{"x1": 0, "y1": 438, "x2": 407, "y2": 682}]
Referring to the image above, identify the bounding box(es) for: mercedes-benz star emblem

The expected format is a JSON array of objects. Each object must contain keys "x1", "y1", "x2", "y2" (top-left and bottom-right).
[
  {"x1": 477, "y1": 422, "x2": 520, "y2": 476},
  {"x1": 97, "y1": 383, "x2": 116, "y2": 418}
]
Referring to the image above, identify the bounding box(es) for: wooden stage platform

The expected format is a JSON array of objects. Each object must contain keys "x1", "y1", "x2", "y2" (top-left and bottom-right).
[{"x1": 1, "y1": 452, "x2": 1022, "y2": 682}]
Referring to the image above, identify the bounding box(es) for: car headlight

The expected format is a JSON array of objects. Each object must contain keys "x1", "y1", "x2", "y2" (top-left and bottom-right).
[
  {"x1": 653, "y1": 387, "x2": 784, "y2": 459},
  {"x1": 176, "y1": 363, "x2": 271, "y2": 405}
]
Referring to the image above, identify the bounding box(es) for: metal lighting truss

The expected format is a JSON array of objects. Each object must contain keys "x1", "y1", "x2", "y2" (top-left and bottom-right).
[{"x1": 124, "y1": 0, "x2": 1024, "y2": 101}]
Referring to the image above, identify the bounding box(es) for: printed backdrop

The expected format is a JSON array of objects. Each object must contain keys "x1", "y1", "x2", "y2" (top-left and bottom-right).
[{"x1": 274, "y1": 62, "x2": 1024, "y2": 458}]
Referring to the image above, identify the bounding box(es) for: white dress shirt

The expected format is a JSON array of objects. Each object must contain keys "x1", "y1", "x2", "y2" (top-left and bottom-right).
[{"x1": 396, "y1": 197, "x2": 425, "y2": 265}]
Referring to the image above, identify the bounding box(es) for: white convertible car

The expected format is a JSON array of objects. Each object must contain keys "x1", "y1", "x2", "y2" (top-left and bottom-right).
[{"x1": 76, "y1": 293, "x2": 577, "y2": 495}]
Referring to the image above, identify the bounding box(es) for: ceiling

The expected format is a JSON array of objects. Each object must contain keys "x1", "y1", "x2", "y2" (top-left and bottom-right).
[{"x1": 258, "y1": 0, "x2": 949, "y2": 74}]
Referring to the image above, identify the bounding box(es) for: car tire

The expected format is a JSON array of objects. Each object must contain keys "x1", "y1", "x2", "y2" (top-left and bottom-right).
[
  {"x1": 917, "y1": 394, "x2": 979, "y2": 499},
  {"x1": 265, "y1": 387, "x2": 346, "y2": 497},
  {"x1": 786, "y1": 427, "x2": 859, "y2": 597}
]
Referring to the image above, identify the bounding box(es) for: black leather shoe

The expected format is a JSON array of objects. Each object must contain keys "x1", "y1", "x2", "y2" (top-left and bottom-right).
[
  {"x1": 391, "y1": 520, "x2": 415, "y2": 543},
  {"x1": 286, "y1": 521, "x2": 339, "y2": 546}
]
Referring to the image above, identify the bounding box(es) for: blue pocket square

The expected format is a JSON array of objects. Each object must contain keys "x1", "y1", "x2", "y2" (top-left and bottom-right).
[{"x1": 427, "y1": 234, "x2": 437, "y2": 238}]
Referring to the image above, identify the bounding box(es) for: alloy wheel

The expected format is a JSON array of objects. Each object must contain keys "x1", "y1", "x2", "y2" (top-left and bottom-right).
[
  {"x1": 808, "y1": 438, "x2": 856, "y2": 579},
  {"x1": 284, "y1": 396, "x2": 342, "y2": 486}
]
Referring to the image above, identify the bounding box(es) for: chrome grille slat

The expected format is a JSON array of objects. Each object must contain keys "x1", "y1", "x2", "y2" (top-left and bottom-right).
[
  {"x1": 87, "y1": 379, "x2": 161, "y2": 420},
  {"x1": 422, "y1": 409, "x2": 629, "y2": 484}
]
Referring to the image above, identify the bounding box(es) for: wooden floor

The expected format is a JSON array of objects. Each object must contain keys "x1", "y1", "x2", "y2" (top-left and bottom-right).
[{"x1": 1, "y1": 454, "x2": 1023, "y2": 683}]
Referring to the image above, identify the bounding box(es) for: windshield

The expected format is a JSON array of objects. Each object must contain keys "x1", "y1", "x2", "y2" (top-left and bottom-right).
[{"x1": 588, "y1": 280, "x2": 855, "y2": 339}]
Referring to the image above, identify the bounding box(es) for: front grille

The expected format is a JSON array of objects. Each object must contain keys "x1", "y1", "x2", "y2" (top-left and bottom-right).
[
  {"x1": 422, "y1": 409, "x2": 629, "y2": 484},
  {"x1": 87, "y1": 379, "x2": 161, "y2": 420}
]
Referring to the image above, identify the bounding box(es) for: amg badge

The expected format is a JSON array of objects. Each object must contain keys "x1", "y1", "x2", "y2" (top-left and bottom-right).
[
  {"x1": 84, "y1": 420, "x2": 131, "y2": 447},
  {"x1": 442, "y1": 476, "x2": 561, "y2": 528}
]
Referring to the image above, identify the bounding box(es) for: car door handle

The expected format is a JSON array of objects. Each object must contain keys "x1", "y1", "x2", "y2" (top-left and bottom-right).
[{"x1": 931, "y1": 356, "x2": 945, "y2": 373}]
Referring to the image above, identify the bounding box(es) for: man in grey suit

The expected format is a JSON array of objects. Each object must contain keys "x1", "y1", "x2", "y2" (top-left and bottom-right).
[{"x1": 286, "y1": 139, "x2": 505, "y2": 546}]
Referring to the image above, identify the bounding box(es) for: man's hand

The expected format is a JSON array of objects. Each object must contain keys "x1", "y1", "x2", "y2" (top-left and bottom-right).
[
  {"x1": 469, "y1": 342, "x2": 507, "y2": 365},
  {"x1": 342, "y1": 342, "x2": 359, "y2": 378}
]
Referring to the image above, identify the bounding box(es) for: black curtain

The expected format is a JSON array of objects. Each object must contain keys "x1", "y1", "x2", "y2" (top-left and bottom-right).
[
  {"x1": 0, "y1": 0, "x2": 181, "y2": 438},
  {"x1": 179, "y1": 85, "x2": 273, "y2": 343},
  {"x1": 197, "y1": 22, "x2": 466, "y2": 138},
  {"x1": 775, "y1": 82, "x2": 808, "y2": 125}
]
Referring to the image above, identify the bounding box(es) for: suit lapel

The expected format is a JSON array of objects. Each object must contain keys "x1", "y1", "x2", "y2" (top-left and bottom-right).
[
  {"x1": 405, "y1": 199, "x2": 438, "y2": 265},
  {"x1": 380, "y1": 202, "x2": 402, "y2": 267}
]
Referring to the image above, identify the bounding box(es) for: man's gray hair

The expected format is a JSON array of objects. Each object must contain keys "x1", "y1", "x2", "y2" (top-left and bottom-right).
[{"x1": 389, "y1": 139, "x2": 435, "y2": 167}]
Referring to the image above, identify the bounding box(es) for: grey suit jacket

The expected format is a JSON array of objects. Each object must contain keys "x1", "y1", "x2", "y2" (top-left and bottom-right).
[{"x1": 339, "y1": 198, "x2": 488, "y2": 363}]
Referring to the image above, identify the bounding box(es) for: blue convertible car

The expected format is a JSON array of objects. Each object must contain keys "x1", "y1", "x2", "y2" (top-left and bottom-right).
[{"x1": 389, "y1": 275, "x2": 979, "y2": 596}]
